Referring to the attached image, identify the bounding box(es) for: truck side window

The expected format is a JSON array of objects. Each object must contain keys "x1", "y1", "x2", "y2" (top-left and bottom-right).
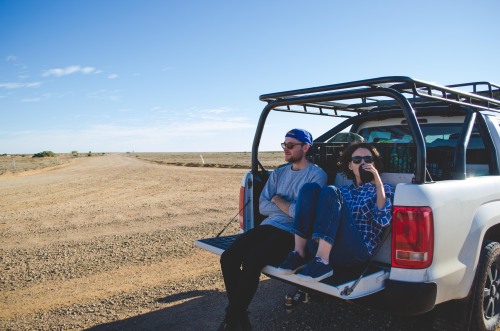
[{"x1": 466, "y1": 125, "x2": 489, "y2": 177}]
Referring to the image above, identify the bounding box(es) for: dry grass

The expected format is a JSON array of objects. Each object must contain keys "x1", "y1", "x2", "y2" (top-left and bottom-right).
[
  {"x1": 0, "y1": 154, "x2": 76, "y2": 175},
  {"x1": 0, "y1": 152, "x2": 286, "y2": 176},
  {"x1": 126, "y1": 151, "x2": 285, "y2": 169}
]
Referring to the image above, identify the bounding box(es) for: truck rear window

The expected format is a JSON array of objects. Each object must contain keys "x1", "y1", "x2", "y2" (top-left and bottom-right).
[
  {"x1": 356, "y1": 123, "x2": 489, "y2": 179},
  {"x1": 358, "y1": 124, "x2": 485, "y2": 150}
]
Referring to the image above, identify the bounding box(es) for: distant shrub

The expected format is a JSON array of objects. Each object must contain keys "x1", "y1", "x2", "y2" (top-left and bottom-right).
[
  {"x1": 71, "y1": 150, "x2": 78, "y2": 156},
  {"x1": 33, "y1": 151, "x2": 56, "y2": 158}
]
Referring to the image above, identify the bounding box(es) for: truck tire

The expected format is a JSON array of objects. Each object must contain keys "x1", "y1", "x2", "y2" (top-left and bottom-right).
[{"x1": 470, "y1": 240, "x2": 500, "y2": 331}]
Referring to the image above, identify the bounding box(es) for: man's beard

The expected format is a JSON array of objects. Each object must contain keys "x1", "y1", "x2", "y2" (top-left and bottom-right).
[{"x1": 285, "y1": 153, "x2": 302, "y2": 164}]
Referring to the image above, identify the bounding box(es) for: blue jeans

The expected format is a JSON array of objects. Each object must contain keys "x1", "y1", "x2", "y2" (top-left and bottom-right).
[{"x1": 292, "y1": 183, "x2": 370, "y2": 267}]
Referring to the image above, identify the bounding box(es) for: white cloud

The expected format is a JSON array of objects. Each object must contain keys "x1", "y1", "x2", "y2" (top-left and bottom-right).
[
  {"x1": 151, "y1": 106, "x2": 174, "y2": 113},
  {"x1": 19, "y1": 93, "x2": 56, "y2": 103},
  {"x1": 207, "y1": 107, "x2": 231, "y2": 114},
  {"x1": 42, "y1": 65, "x2": 97, "y2": 77},
  {"x1": 78, "y1": 118, "x2": 255, "y2": 151},
  {"x1": 0, "y1": 82, "x2": 41, "y2": 89},
  {"x1": 81, "y1": 67, "x2": 96, "y2": 75},
  {"x1": 107, "y1": 74, "x2": 118, "y2": 79},
  {"x1": 86, "y1": 89, "x2": 121, "y2": 101},
  {"x1": 0, "y1": 115, "x2": 255, "y2": 153},
  {"x1": 21, "y1": 97, "x2": 42, "y2": 103},
  {"x1": 0, "y1": 106, "x2": 258, "y2": 153}
]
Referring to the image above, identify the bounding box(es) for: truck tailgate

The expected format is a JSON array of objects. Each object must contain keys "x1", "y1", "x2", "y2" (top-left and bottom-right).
[{"x1": 195, "y1": 235, "x2": 390, "y2": 299}]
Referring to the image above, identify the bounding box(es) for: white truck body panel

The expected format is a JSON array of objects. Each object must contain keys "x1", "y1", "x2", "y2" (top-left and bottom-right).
[{"x1": 390, "y1": 178, "x2": 500, "y2": 303}]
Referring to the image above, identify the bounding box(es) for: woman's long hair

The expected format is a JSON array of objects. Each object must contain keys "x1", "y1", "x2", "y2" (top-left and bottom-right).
[{"x1": 339, "y1": 143, "x2": 384, "y2": 180}]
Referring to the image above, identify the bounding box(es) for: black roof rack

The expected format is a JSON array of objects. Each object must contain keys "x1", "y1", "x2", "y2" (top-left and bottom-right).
[
  {"x1": 259, "y1": 76, "x2": 500, "y2": 117},
  {"x1": 253, "y1": 76, "x2": 500, "y2": 184}
]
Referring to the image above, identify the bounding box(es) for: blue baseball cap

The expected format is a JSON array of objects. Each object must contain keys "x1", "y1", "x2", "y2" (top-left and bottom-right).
[{"x1": 285, "y1": 128, "x2": 313, "y2": 146}]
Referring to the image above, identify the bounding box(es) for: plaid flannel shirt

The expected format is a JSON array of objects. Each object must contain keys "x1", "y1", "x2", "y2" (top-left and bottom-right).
[{"x1": 339, "y1": 182, "x2": 395, "y2": 255}]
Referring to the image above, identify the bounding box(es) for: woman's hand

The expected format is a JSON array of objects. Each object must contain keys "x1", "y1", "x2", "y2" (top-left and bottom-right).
[
  {"x1": 361, "y1": 163, "x2": 386, "y2": 210},
  {"x1": 361, "y1": 163, "x2": 382, "y2": 186}
]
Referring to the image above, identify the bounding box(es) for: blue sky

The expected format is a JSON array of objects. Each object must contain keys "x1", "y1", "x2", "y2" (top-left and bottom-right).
[{"x1": 1, "y1": 0, "x2": 499, "y2": 154}]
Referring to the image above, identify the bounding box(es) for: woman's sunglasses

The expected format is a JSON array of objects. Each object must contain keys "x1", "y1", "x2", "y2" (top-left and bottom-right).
[{"x1": 351, "y1": 156, "x2": 374, "y2": 164}]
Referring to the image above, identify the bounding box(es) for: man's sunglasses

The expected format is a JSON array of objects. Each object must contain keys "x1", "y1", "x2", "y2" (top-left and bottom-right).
[
  {"x1": 351, "y1": 156, "x2": 374, "y2": 164},
  {"x1": 281, "y1": 142, "x2": 304, "y2": 149}
]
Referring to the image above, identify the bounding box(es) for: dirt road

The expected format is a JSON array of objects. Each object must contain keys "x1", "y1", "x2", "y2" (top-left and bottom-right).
[{"x1": 0, "y1": 154, "x2": 426, "y2": 330}]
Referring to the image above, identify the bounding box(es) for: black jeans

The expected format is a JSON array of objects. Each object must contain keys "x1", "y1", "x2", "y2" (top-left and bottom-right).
[{"x1": 220, "y1": 225, "x2": 294, "y2": 318}]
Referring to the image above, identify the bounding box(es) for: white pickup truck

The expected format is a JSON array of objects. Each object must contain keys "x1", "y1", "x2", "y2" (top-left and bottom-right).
[{"x1": 196, "y1": 76, "x2": 500, "y2": 330}]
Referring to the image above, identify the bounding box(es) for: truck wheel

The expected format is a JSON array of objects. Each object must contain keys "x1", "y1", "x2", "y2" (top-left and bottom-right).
[{"x1": 471, "y1": 240, "x2": 500, "y2": 331}]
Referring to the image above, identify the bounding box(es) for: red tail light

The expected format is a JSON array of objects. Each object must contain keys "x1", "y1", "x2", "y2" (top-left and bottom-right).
[
  {"x1": 239, "y1": 186, "x2": 245, "y2": 230},
  {"x1": 392, "y1": 206, "x2": 434, "y2": 269}
]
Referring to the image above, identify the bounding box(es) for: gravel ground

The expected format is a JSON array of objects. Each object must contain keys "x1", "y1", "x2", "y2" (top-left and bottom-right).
[{"x1": 0, "y1": 154, "x2": 454, "y2": 330}]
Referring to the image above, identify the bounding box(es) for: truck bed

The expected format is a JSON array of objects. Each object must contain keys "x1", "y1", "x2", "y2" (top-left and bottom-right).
[{"x1": 195, "y1": 234, "x2": 391, "y2": 299}]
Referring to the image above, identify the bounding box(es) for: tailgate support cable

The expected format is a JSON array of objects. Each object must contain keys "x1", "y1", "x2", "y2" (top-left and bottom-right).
[
  {"x1": 341, "y1": 227, "x2": 392, "y2": 296},
  {"x1": 216, "y1": 200, "x2": 250, "y2": 237}
]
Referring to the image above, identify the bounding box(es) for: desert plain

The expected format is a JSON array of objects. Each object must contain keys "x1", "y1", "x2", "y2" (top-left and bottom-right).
[{"x1": 1, "y1": 153, "x2": 431, "y2": 330}]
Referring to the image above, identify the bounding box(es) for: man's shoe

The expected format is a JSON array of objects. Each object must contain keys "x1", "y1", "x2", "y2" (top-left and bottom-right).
[
  {"x1": 277, "y1": 251, "x2": 307, "y2": 275},
  {"x1": 296, "y1": 257, "x2": 333, "y2": 282},
  {"x1": 216, "y1": 315, "x2": 242, "y2": 331}
]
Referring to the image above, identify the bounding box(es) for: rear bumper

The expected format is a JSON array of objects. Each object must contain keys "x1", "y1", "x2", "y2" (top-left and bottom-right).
[{"x1": 354, "y1": 279, "x2": 437, "y2": 315}]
